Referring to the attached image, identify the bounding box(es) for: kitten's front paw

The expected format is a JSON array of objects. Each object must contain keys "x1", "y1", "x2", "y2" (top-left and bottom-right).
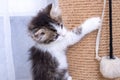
[
  {"x1": 87, "y1": 17, "x2": 101, "y2": 30},
  {"x1": 82, "y1": 17, "x2": 101, "y2": 34}
]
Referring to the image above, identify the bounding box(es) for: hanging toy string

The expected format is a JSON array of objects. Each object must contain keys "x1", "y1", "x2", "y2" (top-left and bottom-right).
[
  {"x1": 95, "y1": 0, "x2": 106, "y2": 61},
  {"x1": 98, "y1": 1, "x2": 120, "y2": 78},
  {"x1": 109, "y1": 0, "x2": 114, "y2": 59}
]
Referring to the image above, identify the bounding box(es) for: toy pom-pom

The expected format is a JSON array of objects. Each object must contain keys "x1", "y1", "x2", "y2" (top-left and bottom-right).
[{"x1": 100, "y1": 56, "x2": 120, "y2": 79}]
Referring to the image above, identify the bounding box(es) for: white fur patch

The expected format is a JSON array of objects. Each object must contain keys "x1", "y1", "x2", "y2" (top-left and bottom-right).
[
  {"x1": 100, "y1": 56, "x2": 120, "y2": 79},
  {"x1": 36, "y1": 40, "x2": 68, "y2": 69},
  {"x1": 81, "y1": 17, "x2": 101, "y2": 35}
]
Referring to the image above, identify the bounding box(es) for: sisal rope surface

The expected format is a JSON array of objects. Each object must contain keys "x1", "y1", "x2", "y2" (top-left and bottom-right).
[{"x1": 59, "y1": 0, "x2": 120, "y2": 80}]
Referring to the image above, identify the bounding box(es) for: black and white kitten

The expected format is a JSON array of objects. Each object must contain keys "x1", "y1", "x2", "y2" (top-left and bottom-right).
[{"x1": 28, "y1": 4, "x2": 101, "y2": 80}]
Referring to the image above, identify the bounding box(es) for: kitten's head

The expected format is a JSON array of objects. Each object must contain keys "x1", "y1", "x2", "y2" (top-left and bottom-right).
[{"x1": 28, "y1": 4, "x2": 65, "y2": 44}]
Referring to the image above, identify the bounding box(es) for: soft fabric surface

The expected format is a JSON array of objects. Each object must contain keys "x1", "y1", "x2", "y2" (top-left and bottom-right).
[{"x1": 100, "y1": 56, "x2": 120, "y2": 79}]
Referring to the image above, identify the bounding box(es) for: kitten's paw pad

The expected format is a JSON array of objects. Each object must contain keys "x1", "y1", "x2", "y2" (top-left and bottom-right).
[{"x1": 68, "y1": 76, "x2": 72, "y2": 80}]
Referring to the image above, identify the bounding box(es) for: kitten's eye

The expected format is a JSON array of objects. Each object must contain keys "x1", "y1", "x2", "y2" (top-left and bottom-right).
[
  {"x1": 57, "y1": 23, "x2": 60, "y2": 25},
  {"x1": 60, "y1": 24, "x2": 63, "y2": 29},
  {"x1": 57, "y1": 23, "x2": 63, "y2": 29},
  {"x1": 41, "y1": 32, "x2": 45, "y2": 35},
  {"x1": 60, "y1": 24, "x2": 63, "y2": 28}
]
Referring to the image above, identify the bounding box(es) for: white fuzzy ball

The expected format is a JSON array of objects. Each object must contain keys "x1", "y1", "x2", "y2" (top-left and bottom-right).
[{"x1": 100, "y1": 56, "x2": 120, "y2": 79}]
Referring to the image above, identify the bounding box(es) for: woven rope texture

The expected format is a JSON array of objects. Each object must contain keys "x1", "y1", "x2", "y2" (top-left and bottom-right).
[{"x1": 59, "y1": 0, "x2": 120, "y2": 80}]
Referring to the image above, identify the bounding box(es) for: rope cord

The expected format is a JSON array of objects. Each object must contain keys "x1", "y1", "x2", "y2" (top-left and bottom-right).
[
  {"x1": 95, "y1": 0, "x2": 106, "y2": 61},
  {"x1": 109, "y1": 0, "x2": 114, "y2": 59}
]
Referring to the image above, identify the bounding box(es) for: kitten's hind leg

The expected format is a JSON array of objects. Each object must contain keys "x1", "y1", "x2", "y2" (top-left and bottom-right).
[
  {"x1": 67, "y1": 76, "x2": 72, "y2": 80},
  {"x1": 65, "y1": 72, "x2": 72, "y2": 80}
]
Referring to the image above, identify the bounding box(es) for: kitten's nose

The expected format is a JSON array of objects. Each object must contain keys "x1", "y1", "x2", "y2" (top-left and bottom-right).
[
  {"x1": 57, "y1": 32, "x2": 65, "y2": 37},
  {"x1": 59, "y1": 33, "x2": 65, "y2": 37}
]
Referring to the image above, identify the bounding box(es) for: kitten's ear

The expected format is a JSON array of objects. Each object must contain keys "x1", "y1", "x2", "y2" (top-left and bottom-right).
[
  {"x1": 44, "y1": 4, "x2": 62, "y2": 23},
  {"x1": 50, "y1": 4, "x2": 62, "y2": 23},
  {"x1": 44, "y1": 4, "x2": 53, "y2": 15}
]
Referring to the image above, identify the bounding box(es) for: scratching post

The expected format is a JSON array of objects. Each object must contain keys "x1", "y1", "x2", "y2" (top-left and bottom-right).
[{"x1": 59, "y1": 0, "x2": 120, "y2": 79}]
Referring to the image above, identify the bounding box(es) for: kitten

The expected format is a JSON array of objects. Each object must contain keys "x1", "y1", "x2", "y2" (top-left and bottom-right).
[{"x1": 28, "y1": 4, "x2": 101, "y2": 80}]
